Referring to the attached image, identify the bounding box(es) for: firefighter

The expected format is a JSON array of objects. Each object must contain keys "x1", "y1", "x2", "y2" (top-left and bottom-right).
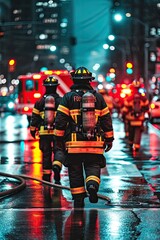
[
  {"x1": 98, "y1": 88, "x2": 114, "y2": 114},
  {"x1": 121, "y1": 79, "x2": 149, "y2": 152},
  {"x1": 53, "y1": 66, "x2": 114, "y2": 208},
  {"x1": 30, "y1": 76, "x2": 63, "y2": 183}
]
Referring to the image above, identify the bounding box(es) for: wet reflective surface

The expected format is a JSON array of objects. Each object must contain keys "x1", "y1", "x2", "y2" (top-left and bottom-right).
[{"x1": 0, "y1": 113, "x2": 160, "y2": 239}]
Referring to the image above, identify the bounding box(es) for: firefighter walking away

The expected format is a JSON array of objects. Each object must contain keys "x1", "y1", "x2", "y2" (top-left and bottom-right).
[
  {"x1": 30, "y1": 76, "x2": 63, "y2": 183},
  {"x1": 121, "y1": 79, "x2": 149, "y2": 153},
  {"x1": 53, "y1": 66, "x2": 114, "y2": 208}
]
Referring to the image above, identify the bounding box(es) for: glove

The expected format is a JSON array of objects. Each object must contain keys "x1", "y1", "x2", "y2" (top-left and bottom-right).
[
  {"x1": 103, "y1": 141, "x2": 113, "y2": 152},
  {"x1": 30, "y1": 130, "x2": 36, "y2": 139}
]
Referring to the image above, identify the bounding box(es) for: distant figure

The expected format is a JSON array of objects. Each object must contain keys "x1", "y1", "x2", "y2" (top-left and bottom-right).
[
  {"x1": 122, "y1": 80, "x2": 149, "y2": 152},
  {"x1": 30, "y1": 76, "x2": 63, "y2": 183},
  {"x1": 98, "y1": 89, "x2": 114, "y2": 114}
]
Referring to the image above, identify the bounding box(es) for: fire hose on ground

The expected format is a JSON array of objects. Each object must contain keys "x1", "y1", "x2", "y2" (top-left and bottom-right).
[{"x1": 0, "y1": 172, "x2": 111, "y2": 203}]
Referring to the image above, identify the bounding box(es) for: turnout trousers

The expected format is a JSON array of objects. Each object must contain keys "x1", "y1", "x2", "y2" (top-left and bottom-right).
[
  {"x1": 128, "y1": 124, "x2": 143, "y2": 150},
  {"x1": 66, "y1": 153, "x2": 101, "y2": 200},
  {"x1": 39, "y1": 135, "x2": 54, "y2": 180}
]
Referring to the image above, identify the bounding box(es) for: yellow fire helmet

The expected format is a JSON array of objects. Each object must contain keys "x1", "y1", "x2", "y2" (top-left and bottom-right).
[
  {"x1": 70, "y1": 66, "x2": 95, "y2": 82},
  {"x1": 132, "y1": 79, "x2": 141, "y2": 88},
  {"x1": 43, "y1": 76, "x2": 59, "y2": 86}
]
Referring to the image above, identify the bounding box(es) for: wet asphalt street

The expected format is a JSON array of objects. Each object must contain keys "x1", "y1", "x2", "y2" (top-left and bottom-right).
[{"x1": 0, "y1": 113, "x2": 160, "y2": 240}]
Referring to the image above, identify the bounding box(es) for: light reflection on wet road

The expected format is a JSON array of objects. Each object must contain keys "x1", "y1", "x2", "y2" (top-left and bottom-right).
[{"x1": 0, "y1": 113, "x2": 160, "y2": 239}]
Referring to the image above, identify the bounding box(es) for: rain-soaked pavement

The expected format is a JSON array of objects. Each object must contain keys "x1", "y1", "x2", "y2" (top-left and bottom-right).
[{"x1": 0, "y1": 113, "x2": 160, "y2": 240}]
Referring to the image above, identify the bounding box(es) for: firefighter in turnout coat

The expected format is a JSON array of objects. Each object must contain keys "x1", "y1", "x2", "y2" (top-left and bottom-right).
[
  {"x1": 30, "y1": 76, "x2": 63, "y2": 183},
  {"x1": 122, "y1": 80, "x2": 149, "y2": 152},
  {"x1": 53, "y1": 67, "x2": 114, "y2": 208}
]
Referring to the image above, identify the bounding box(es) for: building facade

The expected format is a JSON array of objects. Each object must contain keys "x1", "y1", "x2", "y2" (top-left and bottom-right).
[{"x1": 0, "y1": 0, "x2": 74, "y2": 79}]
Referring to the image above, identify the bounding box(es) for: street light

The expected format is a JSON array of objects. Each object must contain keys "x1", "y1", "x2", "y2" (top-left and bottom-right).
[
  {"x1": 126, "y1": 16, "x2": 149, "y2": 86},
  {"x1": 108, "y1": 35, "x2": 115, "y2": 41},
  {"x1": 134, "y1": 18, "x2": 148, "y2": 78},
  {"x1": 107, "y1": 34, "x2": 131, "y2": 59},
  {"x1": 112, "y1": 13, "x2": 149, "y2": 85},
  {"x1": 113, "y1": 13, "x2": 123, "y2": 22},
  {"x1": 107, "y1": 34, "x2": 132, "y2": 78},
  {"x1": 103, "y1": 40, "x2": 128, "y2": 80}
]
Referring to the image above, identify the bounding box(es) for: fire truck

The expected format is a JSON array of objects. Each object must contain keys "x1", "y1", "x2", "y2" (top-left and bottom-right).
[{"x1": 15, "y1": 69, "x2": 73, "y2": 122}]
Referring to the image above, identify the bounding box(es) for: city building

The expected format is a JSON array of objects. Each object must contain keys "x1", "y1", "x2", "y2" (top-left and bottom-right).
[
  {"x1": 108, "y1": 0, "x2": 160, "y2": 85},
  {"x1": 0, "y1": 0, "x2": 160, "y2": 88},
  {"x1": 0, "y1": 0, "x2": 74, "y2": 79}
]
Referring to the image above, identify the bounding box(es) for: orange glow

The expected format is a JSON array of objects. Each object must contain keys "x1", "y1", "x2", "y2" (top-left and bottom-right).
[
  {"x1": 33, "y1": 74, "x2": 41, "y2": 79},
  {"x1": 126, "y1": 62, "x2": 133, "y2": 68},
  {"x1": 120, "y1": 92, "x2": 126, "y2": 98},
  {"x1": 122, "y1": 88, "x2": 131, "y2": 95},
  {"x1": 31, "y1": 141, "x2": 42, "y2": 178},
  {"x1": 109, "y1": 68, "x2": 115, "y2": 73},
  {"x1": 8, "y1": 59, "x2": 15, "y2": 66},
  {"x1": 1, "y1": 91, "x2": 7, "y2": 96},
  {"x1": 121, "y1": 84, "x2": 127, "y2": 88},
  {"x1": 44, "y1": 70, "x2": 53, "y2": 75},
  {"x1": 63, "y1": 70, "x2": 69, "y2": 74},
  {"x1": 150, "y1": 103, "x2": 155, "y2": 109},
  {"x1": 43, "y1": 70, "x2": 68, "y2": 75},
  {"x1": 34, "y1": 93, "x2": 41, "y2": 98},
  {"x1": 55, "y1": 70, "x2": 61, "y2": 75},
  {"x1": 29, "y1": 212, "x2": 43, "y2": 238},
  {"x1": 24, "y1": 106, "x2": 29, "y2": 111}
]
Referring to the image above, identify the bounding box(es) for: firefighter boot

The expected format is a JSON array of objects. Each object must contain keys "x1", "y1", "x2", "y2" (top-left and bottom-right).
[
  {"x1": 52, "y1": 165, "x2": 61, "y2": 184},
  {"x1": 88, "y1": 185, "x2": 98, "y2": 203},
  {"x1": 133, "y1": 143, "x2": 140, "y2": 152}
]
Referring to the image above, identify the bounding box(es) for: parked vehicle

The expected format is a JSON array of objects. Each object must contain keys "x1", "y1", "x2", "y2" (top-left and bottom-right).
[
  {"x1": 14, "y1": 69, "x2": 98, "y2": 124},
  {"x1": 14, "y1": 69, "x2": 73, "y2": 123}
]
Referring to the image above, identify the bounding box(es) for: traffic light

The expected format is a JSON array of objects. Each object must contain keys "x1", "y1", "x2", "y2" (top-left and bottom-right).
[
  {"x1": 8, "y1": 59, "x2": 16, "y2": 72},
  {"x1": 106, "y1": 67, "x2": 116, "y2": 81},
  {"x1": 126, "y1": 62, "x2": 133, "y2": 74}
]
